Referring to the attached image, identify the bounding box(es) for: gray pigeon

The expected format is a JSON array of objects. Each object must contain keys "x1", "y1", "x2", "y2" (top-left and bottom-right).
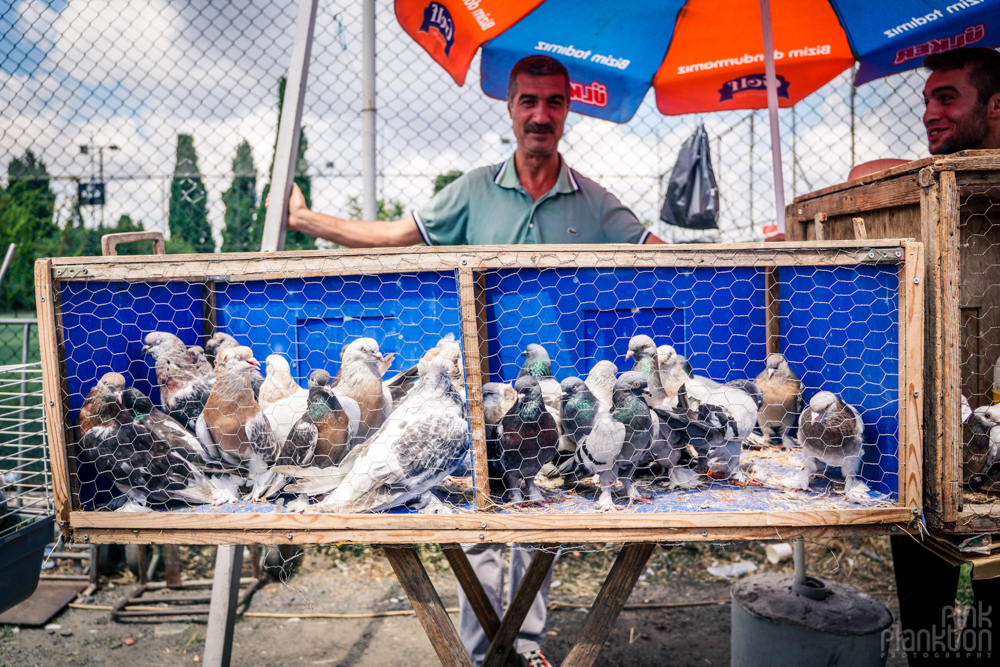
[
  {"x1": 963, "y1": 402, "x2": 1000, "y2": 485},
  {"x1": 626, "y1": 335, "x2": 668, "y2": 407},
  {"x1": 792, "y1": 391, "x2": 869, "y2": 501},
  {"x1": 656, "y1": 344, "x2": 719, "y2": 403},
  {"x1": 585, "y1": 360, "x2": 618, "y2": 407},
  {"x1": 187, "y1": 345, "x2": 215, "y2": 383},
  {"x1": 204, "y1": 332, "x2": 238, "y2": 366},
  {"x1": 494, "y1": 375, "x2": 559, "y2": 503},
  {"x1": 286, "y1": 356, "x2": 469, "y2": 513},
  {"x1": 560, "y1": 377, "x2": 608, "y2": 449},
  {"x1": 517, "y1": 344, "x2": 562, "y2": 413},
  {"x1": 755, "y1": 353, "x2": 803, "y2": 449},
  {"x1": 143, "y1": 331, "x2": 213, "y2": 434},
  {"x1": 608, "y1": 371, "x2": 657, "y2": 504}
]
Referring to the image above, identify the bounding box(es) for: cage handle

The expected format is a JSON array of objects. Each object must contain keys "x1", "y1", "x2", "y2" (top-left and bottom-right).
[{"x1": 101, "y1": 231, "x2": 166, "y2": 257}]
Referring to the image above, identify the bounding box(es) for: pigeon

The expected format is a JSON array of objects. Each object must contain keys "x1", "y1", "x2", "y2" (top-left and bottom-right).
[
  {"x1": 196, "y1": 346, "x2": 278, "y2": 501},
  {"x1": 755, "y1": 353, "x2": 803, "y2": 449},
  {"x1": 559, "y1": 373, "x2": 653, "y2": 510},
  {"x1": 585, "y1": 360, "x2": 618, "y2": 407},
  {"x1": 493, "y1": 375, "x2": 559, "y2": 503},
  {"x1": 77, "y1": 373, "x2": 226, "y2": 511},
  {"x1": 559, "y1": 377, "x2": 609, "y2": 450},
  {"x1": 187, "y1": 345, "x2": 215, "y2": 382},
  {"x1": 656, "y1": 344, "x2": 720, "y2": 403},
  {"x1": 483, "y1": 382, "x2": 516, "y2": 442},
  {"x1": 142, "y1": 331, "x2": 213, "y2": 433},
  {"x1": 791, "y1": 391, "x2": 869, "y2": 501},
  {"x1": 606, "y1": 371, "x2": 657, "y2": 503},
  {"x1": 963, "y1": 403, "x2": 1000, "y2": 485},
  {"x1": 284, "y1": 356, "x2": 469, "y2": 513},
  {"x1": 259, "y1": 354, "x2": 302, "y2": 410},
  {"x1": 120, "y1": 386, "x2": 245, "y2": 504},
  {"x1": 332, "y1": 338, "x2": 393, "y2": 442},
  {"x1": 683, "y1": 381, "x2": 759, "y2": 480},
  {"x1": 626, "y1": 335, "x2": 669, "y2": 407},
  {"x1": 725, "y1": 379, "x2": 764, "y2": 411},
  {"x1": 204, "y1": 332, "x2": 238, "y2": 366},
  {"x1": 517, "y1": 344, "x2": 561, "y2": 413},
  {"x1": 276, "y1": 374, "x2": 357, "y2": 469},
  {"x1": 650, "y1": 385, "x2": 735, "y2": 484}
]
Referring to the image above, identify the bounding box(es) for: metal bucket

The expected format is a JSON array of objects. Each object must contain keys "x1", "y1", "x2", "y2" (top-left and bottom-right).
[{"x1": 731, "y1": 572, "x2": 893, "y2": 667}]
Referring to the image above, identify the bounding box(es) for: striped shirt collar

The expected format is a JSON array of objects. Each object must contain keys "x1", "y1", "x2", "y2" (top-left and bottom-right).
[{"x1": 494, "y1": 154, "x2": 579, "y2": 194}]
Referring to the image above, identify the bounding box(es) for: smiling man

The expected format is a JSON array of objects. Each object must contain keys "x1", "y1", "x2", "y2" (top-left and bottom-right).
[
  {"x1": 848, "y1": 47, "x2": 1000, "y2": 180},
  {"x1": 282, "y1": 56, "x2": 663, "y2": 248}
]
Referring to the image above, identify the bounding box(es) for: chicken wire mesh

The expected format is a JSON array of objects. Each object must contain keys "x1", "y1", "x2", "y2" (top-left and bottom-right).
[
  {"x1": 959, "y1": 181, "x2": 1000, "y2": 529},
  {"x1": 0, "y1": 362, "x2": 53, "y2": 539},
  {"x1": 52, "y1": 245, "x2": 915, "y2": 526},
  {"x1": 1, "y1": 0, "x2": 930, "y2": 260}
]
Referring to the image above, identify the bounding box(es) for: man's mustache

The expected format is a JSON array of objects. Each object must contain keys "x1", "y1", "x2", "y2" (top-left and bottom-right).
[{"x1": 524, "y1": 123, "x2": 555, "y2": 134}]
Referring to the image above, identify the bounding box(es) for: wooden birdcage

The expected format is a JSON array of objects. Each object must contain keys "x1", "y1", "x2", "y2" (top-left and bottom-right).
[
  {"x1": 35, "y1": 242, "x2": 923, "y2": 546},
  {"x1": 787, "y1": 150, "x2": 1000, "y2": 536}
]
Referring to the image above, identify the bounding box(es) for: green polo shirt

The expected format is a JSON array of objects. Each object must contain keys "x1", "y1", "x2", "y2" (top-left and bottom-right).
[{"x1": 413, "y1": 155, "x2": 650, "y2": 246}]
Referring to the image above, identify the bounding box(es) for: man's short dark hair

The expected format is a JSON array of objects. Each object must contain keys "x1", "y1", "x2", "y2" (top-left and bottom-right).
[
  {"x1": 924, "y1": 47, "x2": 1000, "y2": 105},
  {"x1": 507, "y1": 55, "x2": 572, "y2": 102}
]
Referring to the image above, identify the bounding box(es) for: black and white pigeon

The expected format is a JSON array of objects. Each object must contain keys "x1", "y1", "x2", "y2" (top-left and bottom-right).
[
  {"x1": 585, "y1": 360, "x2": 618, "y2": 407},
  {"x1": 560, "y1": 373, "x2": 653, "y2": 510},
  {"x1": 755, "y1": 353, "x2": 803, "y2": 449},
  {"x1": 282, "y1": 356, "x2": 469, "y2": 513},
  {"x1": 791, "y1": 391, "x2": 869, "y2": 501},
  {"x1": 77, "y1": 372, "x2": 227, "y2": 511},
  {"x1": 517, "y1": 343, "x2": 562, "y2": 413},
  {"x1": 493, "y1": 375, "x2": 559, "y2": 503},
  {"x1": 650, "y1": 385, "x2": 735, "y2": 488},
  {"x1": 683, "y1": 381, "x2": 758, "y2": 480},
  {"x1": 963, "y1": 400, "x2": 1000, "y2": 485},
  {"x1": 143, "y1": 331, "x2": 213, "y2": 433}
]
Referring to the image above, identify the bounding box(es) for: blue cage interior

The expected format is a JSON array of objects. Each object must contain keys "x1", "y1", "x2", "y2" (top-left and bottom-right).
[{"x1": 59, "y1": 262, "x2": 901, "y2": 512}]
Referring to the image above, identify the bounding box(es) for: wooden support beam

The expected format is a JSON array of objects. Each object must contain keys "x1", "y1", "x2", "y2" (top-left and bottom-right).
[
  {"x1": 765, "y1": 267, "x2": 780, "y2": 355},
  {"x1": 482, "y1": 548, "x2": 557, "y2": 667},
  {"x1": 561, "y1": 543, "x2": 655, "y2": 667},
  {"x1": 384, "y1": 546, "x2": 473, "y2": 667},
  {"x1": 203, "y1": 545, "x2": 244, "y2": 667},
  {"x1": 813, "y1": 212, "x2": 827, "y2": 241},
  {"x1": 852, "y1": 217, "x2": 868, "y2": 240}
]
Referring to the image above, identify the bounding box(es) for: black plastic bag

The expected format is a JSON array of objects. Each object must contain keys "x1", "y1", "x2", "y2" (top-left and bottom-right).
[{"x1": 660, "y1": 124, "x2": 719, "y2": 230}]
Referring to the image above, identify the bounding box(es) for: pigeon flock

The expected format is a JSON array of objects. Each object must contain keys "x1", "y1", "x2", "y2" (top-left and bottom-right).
[{"x1": 74, "y1": 328, "x2": 882, "y2": 515}]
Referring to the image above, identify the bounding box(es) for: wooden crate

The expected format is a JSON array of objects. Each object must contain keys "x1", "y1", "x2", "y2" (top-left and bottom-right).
[
  {"x1": 787, "y1": 150, "x2": 1000, "y2": 536},
  {"x1": 35, "y1": 242, "x2": 923, "y2": 546}
]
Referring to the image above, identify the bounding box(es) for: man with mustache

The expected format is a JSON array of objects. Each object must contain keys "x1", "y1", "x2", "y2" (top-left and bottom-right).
[
  {"x1": 277, "y1": 55, "x2": 661, "y2": 666},
  {"x1": 847, "y1": 47, "x2": 1000, "y2": 666},
  {"x1": 281, "y1": 55, "x2": 663, "y2": 248}
]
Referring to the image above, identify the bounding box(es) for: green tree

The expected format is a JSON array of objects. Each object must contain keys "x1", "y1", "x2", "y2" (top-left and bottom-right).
[
  {"x1": 169, "y1": 134, "x2": 214, "y2": 253},
  {"x1": 254, "y1": 77, "x2": 316, "y2": 252},
  {"x1": 433, "y1": 170, "x2": 463, "y2": 196},
  {"x1": 221, "y1": 140, "x2": 258, "y2": 252},
  {"x1": 345, "y1": 196, "x2": 405, "y2": 221},
  {"x1": 0, "y1": 151, "x2": 59, "y2": 311}
]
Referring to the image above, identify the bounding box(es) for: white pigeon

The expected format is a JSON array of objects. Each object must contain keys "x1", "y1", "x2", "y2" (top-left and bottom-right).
[
  {"x1": 259, "y1": 354, "x2": 303, "y2": 410},
  {"x1": 283, "y1": 356, "x2": 470, "y2": 513}
]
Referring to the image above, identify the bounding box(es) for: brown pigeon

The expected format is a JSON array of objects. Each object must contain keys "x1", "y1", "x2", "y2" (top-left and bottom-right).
[
  {"x1": 332, "y1": 338, "x2": 392, "y2": 442},
  {"x1": 755, "y1": 353, "x2": 803, "y2": 449}
]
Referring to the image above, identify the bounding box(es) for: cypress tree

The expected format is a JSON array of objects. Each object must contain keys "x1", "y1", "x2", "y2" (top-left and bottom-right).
[
  {"x1": 169, "y1": 134, "x2": 214, "y2": 253},
  {"x1": 221, "y1": 140, "x2": 258, "y2": 252},
  {"x1": 254, "y1": 77, "x2": 316, "y2": 251}
]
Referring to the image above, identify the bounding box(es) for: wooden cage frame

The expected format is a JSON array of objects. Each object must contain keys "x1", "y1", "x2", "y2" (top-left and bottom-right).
[
  {"x1": 35, "y1": 241, "x2": 923, "y2": 546},
  {"x1": 787, "y1": 151, "x2": 1000, "y2": 536}
]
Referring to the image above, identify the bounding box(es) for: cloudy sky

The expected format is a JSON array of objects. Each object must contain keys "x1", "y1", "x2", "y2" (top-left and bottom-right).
[{"x1": 1, "y1": 0, "x2": 929, "y2": 245}]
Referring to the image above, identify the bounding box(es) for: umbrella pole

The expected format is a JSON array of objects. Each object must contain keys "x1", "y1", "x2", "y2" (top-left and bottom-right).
[{"x1": 759, "y1": 0, "x2": 785, "y2": 238}]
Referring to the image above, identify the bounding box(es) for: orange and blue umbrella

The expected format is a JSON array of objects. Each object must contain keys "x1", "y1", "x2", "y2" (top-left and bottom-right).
[{"x1": 397, "y1": 0, "x2": 999, "y2": 123}]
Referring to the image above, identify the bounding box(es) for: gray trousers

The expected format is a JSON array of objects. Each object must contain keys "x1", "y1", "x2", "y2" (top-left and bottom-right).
[{"x1": 457, "y1": 543, "x2": 557, "y2": 665}]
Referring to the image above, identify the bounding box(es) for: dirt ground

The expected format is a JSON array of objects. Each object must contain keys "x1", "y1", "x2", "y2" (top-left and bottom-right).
[{"x1": 0, "y1": 535, "x2": 930, "y2": 667}]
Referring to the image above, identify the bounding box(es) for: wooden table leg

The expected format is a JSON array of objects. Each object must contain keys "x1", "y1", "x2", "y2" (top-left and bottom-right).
[
  {"x1": 383, "y1": 546, "x2": 474, "y2": 667},
  {"x1": 560, "y1": 543, "x2": 655, "y2": 667},
  {"x1": 482, "y1": 547, "x2": 557, "y2": 667}
]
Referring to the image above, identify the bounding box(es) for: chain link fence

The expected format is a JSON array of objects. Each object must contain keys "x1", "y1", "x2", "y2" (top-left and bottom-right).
[{"x1": 1, "y1": 0, "x2": 930, "y2": 259}]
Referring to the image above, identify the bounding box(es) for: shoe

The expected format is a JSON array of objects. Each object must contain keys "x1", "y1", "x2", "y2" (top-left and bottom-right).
[{"x1": 519, "y1": 649, "x2": 552, "y2": 667}]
